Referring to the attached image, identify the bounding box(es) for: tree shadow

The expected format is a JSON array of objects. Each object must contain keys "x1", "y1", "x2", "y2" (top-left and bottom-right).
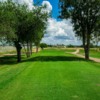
[
  {"x1": 25, "y1": 56, "x2": 87, "y2": 62},
  {"x1": 0, "y1": 56, "x2": 18, "y2": 65},
  {"x1": 0, "y1": 55, "x2": 90, "y2": 65}
]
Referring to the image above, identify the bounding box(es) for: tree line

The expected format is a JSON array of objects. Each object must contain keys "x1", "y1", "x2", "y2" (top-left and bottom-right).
[
  {"x1": 0, "y1": 0, "x2": 49, "y2": 62},
  {"x1": 0, "y1": 0, "x2": 100, "y2": 62}
]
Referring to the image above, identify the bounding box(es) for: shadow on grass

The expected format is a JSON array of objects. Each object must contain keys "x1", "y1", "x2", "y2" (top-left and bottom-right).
[
  {"x1": 0, "y1": 56, "x2": 18, "y2": 65},
  {"x1": 0, "y1": 55, "x2": 88, "y2": 65},
  {"x1": 25, "y1": 56, "x2": 86, "y2": 62}
]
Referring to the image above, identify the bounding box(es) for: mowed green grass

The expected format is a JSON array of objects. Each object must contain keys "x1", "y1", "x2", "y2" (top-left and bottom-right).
[
  {"x1": 79, "y1": 49, "x2": 100, "y2": 58},
  {"x1": 0, "y1": 49, "x2": 100, "y2": 100}
]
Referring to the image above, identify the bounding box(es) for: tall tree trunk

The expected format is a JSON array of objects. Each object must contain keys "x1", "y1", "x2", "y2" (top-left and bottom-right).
[
  {"x1": 30, "y1": 42, "x2": 32, "y2": 55},
  {"x1": 14, "y1": 41, "x2": 22, "y2": 62},
  {"x1": 16, "y1": 47, "x2": 21, "y2": 62},
  {"x1": 26, "y1": 41, "x2": 30, "y2": 58},
  {"x1": 36, "y1": 46, "x2": 39, "y2": 53},
  {"x1": 82, "y1": 32, "x2": 90, "y2": 60},
  {"x1": 84, "y1": 46, "x2": 89, "y2": 60},
  {"x1": 86, "y1": 33, "x2": 90, "y2": 60}
]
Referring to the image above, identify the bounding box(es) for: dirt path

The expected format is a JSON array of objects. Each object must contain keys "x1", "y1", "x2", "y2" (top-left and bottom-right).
[{"x1": 71, "y1": 48, "x2": 100, "y2": 63}]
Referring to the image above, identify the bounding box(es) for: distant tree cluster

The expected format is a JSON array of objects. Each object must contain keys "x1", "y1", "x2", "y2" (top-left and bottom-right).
[
  {"x1": 0, "y1": 0, "x2": 49, "y2": 62},
  {"x1": 40, "y1": 43, "x2": 48, "y2": 50}
]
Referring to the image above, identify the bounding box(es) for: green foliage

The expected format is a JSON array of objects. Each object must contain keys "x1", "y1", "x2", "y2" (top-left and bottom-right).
[
  {"x1": 32, "y1": 7, "x2": 49, "y2": 47},
  {"x1": 0, "y1": 0, "x2": 50, "y2": 61},
  {"x1": 40, "y1": 43, "x2": 48, "y2": 49},
  {"x1": 59, "y1": 0, "x2": 100, "y2": 36},
  {"x1": 0, "y1": 0, "x2": 17, "y2": 40},
  {"x1": 67, "y1": 44, "x2": 74, "y2": 48},
  {"x1": 0, "y1": 0, "x2": 49, "y2": 45},
  {"x1": 59, "y1": 0, "x2": 100, "y2": 59},
  {"x1": 91, "y1": 20, "x2": 100, "y2": 46}
]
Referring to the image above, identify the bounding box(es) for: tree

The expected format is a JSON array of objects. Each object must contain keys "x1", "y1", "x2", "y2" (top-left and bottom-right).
[
  {"x1": 0, "y1": 0, "x2": 49, "y2": 62},
  {"x1": 20, "y1": 6, "x2": 49, "y2": 55},
  {"x1": 32, "y1": 6, "x2": 49, "y2": 53},
  {"x1": 13, "y1": 4, "x2": 28, "y2": 62},
  {"x1": 91, "y1": 32, "x2": 100, "y2": 48},
  {"x1": 59, "y1": 0, "x2": 100, "y2": 60},
  {"x1": 0, "y1": 0, "x2": 28, "y2": 62},
  {"x1": 91, "y1": 19, "x2": 100, "y2": 49},
  {"x1": 18, "y1": 8, "x2": 34, "y2": 58},
  {"x1": 0, "y1": 0, "x2": 17, "y2": 41},
  {"x1": 40, "y1": 43, "x2": 48, "y2": 50}
]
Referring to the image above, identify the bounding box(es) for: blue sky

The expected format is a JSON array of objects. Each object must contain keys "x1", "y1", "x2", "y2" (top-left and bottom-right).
[
  {"x1": 34, "y1": 0, "x2": 59, "y2": 19},
  {"x1": 33, "y1": 0, "x2": 81, "y2": 45},
  {"x1": 46, "y1": 0, "x2": 59, "y2": 19},
  {"x1": 3, "y1": 0, "x2": 81, "y2": 45}
]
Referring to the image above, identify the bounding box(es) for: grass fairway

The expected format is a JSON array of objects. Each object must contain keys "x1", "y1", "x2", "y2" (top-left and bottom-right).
[
  {"x1": 0, "y1": 49, "x2": 100, "y2": 100},
  {"x1": 79, "y1": 49, "x2": 100, "y2": 59}
]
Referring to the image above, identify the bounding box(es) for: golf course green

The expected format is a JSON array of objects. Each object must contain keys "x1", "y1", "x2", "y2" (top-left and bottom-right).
[{"x1": 0, "y1": 49, "x2": 100, "y2": 100}]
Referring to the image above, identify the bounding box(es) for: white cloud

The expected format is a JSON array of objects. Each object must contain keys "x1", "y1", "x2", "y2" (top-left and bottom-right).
[
  {"x1": 14, "y1": 0, "x2": 33, "y2": 10},
  {"x1": 42, "y1": 18, "x2": 82, "y2": 45},
  {"x1": 42, "y1": 1, "x2": 52, "y2": 13},
  {"x1": 0, "y1": 0, "x2": 33, "y2": 10},
  {"x1": 0, "y1": 0, "x2": 81, "y2": 45}
]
